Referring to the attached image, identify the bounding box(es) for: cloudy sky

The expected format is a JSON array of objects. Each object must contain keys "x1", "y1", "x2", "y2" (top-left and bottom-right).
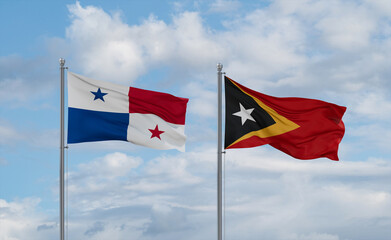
[{"x1": 1, "y1": 0, "x2": 390, "y2": 239}]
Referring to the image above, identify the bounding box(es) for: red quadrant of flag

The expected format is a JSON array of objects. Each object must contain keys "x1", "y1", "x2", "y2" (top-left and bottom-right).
[{"x1": 128, "y1": 87, "x2": 188, "y2": 125}]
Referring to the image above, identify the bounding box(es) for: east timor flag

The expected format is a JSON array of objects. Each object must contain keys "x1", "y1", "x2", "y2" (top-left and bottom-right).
[{"x1": 224, "y1": 76, "x2": 346, "y2": 161}]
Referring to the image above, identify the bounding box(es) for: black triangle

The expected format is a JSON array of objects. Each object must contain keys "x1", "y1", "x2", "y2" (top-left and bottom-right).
[{"x1": 224, "y1": 77, "x2": 276, "y2": 148}]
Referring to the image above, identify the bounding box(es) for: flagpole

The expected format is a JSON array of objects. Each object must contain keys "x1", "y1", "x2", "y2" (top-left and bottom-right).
[
  {"x1": 59, "y1": 58, "x2": 66, "y2": 240},
  {"x1": 217, "y1": 63, "x2": 223, "y2": 240}
]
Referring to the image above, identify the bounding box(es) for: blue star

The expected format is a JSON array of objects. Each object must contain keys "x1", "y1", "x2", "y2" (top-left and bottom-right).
[{"x1": 90, "y1": 88, "x2": 108, "y2": 102}]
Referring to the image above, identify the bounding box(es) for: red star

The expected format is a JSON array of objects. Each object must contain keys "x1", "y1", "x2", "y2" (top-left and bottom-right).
[{"x1": 149, "y1": 124, "x2": 165, "y2": 140}]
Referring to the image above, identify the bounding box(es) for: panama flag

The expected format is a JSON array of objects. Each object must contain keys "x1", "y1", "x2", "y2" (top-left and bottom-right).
[{"x1": 67, "y1": 72, "x2": 189, "y2": 152}]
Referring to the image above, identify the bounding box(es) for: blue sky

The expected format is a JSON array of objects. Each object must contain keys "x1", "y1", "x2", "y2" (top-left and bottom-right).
[{"x1": 1, "y1": 0, "x2": 391, "y2": 239}]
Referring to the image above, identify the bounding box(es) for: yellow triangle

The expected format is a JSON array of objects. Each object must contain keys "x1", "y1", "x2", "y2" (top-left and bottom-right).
[{"x1": 227, "y1": 81, "x2": 300, "y2": 147}]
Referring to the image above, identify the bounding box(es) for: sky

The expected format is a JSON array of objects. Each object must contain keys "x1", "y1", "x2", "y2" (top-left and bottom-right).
[{"x1": 0, "y1": 0, "x2": 390, "y2": 239}]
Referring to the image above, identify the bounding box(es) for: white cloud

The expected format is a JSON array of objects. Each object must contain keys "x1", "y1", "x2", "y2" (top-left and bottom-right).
[
  {"x1": 0, "y1": 198, "x2": 57, "y2": 240},
  {"x1": 209, "y1": 0, "x2": 242, "y2": 13},
  {"x1": 364, "y1": 0, "x2": 391, "y2": 21},
  {"x1": 349, "y1": 124, "x2": 391, "y2": 152},
  {"x1": 55, "y1": 148, "x2": 389, "y2": 239},
  {"x1": 218, "y1": 7, "x2": 307, "y2": 85},
  {"x1": 144, "y1": 204, "x2": 187, "y2": 235},
  {"x1": 349, "y1": 91, "x2": 391, "y2": 120},
  {"x1": 66, "y1": 2, "x2": 222, "y2": 84},
  {"x1": 2, "y1": 147, "x2": 391, "y2": 239},
  {"x1": 314, "y1": 1, "x2": 377, "y2": 50},
  {"x1": 220, "y1": 151, "x2": 391, "y2": 240},
  {"x1": 183, "y1": 81, "x2": 216, "y2": 118},
  {"x1": 221, "y1": 0, "x2": 391, "y2": 96},
  {"x1": 66, "y1": 2, "x2": 145, "y2": 83},
  {"x1": 77, "y1": 152, "x2": 142, "y2": 178}
]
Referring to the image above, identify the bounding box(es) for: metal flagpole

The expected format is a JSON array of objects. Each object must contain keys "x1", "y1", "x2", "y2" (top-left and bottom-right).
[
  {"x1": 59, "y1": 58, "x2": 66, "y2": 240},
  {"x1": 217, "y1": 63, "x2": 223, "y2": 240}
]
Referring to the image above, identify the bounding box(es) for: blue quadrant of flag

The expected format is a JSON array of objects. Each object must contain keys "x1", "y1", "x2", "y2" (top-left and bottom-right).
[{"x1": 68, "y1": 107, "x2": 129, "y2": 143}]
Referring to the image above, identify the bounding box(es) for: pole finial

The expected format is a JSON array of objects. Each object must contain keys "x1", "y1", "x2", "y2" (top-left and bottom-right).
[
  {"x1": 217, "y1": 63, "x2": 223, "y2": 72},
  {"x1": 59, "y1": 58, "x2": 65, "y2": 66}
]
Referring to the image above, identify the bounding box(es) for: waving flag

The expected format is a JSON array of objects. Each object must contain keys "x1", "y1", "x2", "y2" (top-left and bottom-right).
[
  {"x1": 67, "y1": 72, "x2": 189, "y2": 152},
  {"x1": 224, "y1": 76, "x2": 346, "y2": 160}
]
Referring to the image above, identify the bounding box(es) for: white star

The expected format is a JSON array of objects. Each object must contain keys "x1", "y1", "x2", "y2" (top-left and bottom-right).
[{"x1": 232, "y1": 103, "x2": 256, "y2": 125}]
